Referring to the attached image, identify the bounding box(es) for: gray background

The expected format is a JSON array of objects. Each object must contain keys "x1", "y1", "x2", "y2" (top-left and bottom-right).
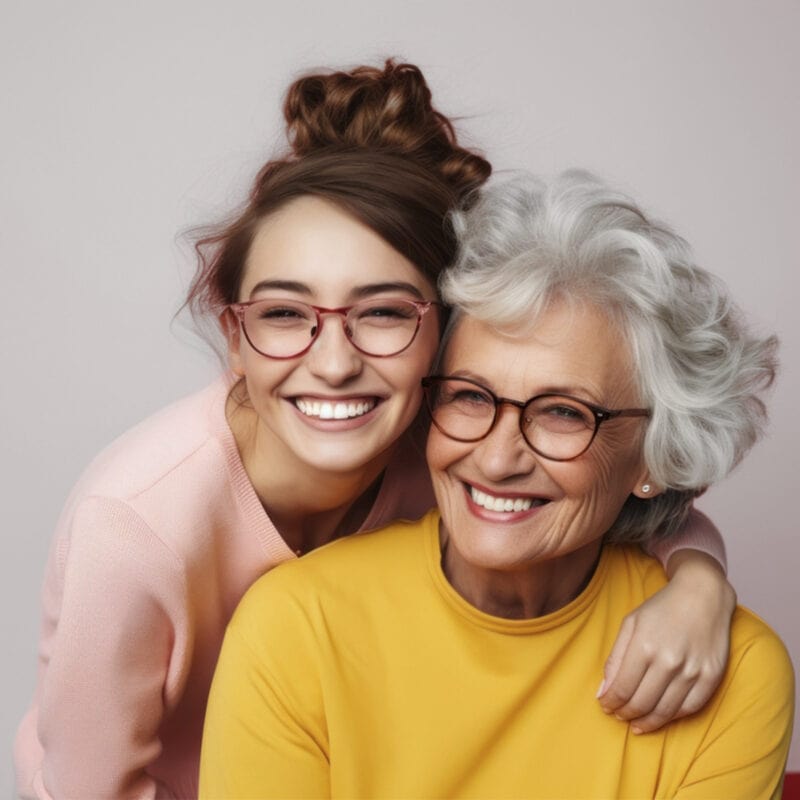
[{"x1": 2, "y1": 0, "x2": 798, "y2": 791}]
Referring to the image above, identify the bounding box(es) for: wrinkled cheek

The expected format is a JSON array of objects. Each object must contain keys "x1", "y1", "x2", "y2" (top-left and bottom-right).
[
  {"x1": 580, "y1": 488, "x2": 630, "y2": 540},
  {"x1": 430, "y1": 477, "x2": 466, "y2": 543},
  {"x1": 550, "y1": 493, "x2": 618, "y2": 547},
  {"x1": 587, "y1": 439, "x2": 644, "y2": 494},
  {"x1": 425, "y1": 428, "x2": 462, "y2": 474},
  {"x1": 426, "y1": 438, "x2": 468, "y2": 517}
]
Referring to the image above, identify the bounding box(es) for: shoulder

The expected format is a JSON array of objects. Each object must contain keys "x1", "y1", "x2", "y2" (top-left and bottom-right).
[
  {"x1": 48, "y1": 376, "x2": 240, "y2": 579},
  {"x1": 231, "y1": 512, "x2": 436, "y2": 642},
  {"x1": 690, "y1": 606, "x2": 795, "y2": 788},
  {"x1": 705, "y1": 604, "x2": 795, "y2": 756},
  {"x1": 253, "y1": 512, "x2": 432, "y2": 596},
  {"x1": 729, "y1": 607, "x2": 794, "y2": 690},
  {"x1": 70, "y1": 376, "x2": 232, "y2": 502}
]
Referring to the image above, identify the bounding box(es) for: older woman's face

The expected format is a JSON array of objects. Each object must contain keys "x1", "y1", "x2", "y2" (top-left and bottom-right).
[{"x1": 426, "y1": 303, "x2": 649, "y2": 573}]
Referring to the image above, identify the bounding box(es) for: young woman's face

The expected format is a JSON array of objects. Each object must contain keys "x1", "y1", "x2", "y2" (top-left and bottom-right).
[{"x1": 229, "y1": 195, "x2": 440, "y2": 476}]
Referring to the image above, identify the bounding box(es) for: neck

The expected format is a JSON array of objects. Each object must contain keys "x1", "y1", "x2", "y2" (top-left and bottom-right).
[
  {"x1": 227, "y1": 389, "x2": 390, "y2": 555},
  {"x1": 266, "y1": 475, "x2": 384, "y2": 555},
  {"x1": 440, "y1": 533, "x2": 603, "y2": 619}
]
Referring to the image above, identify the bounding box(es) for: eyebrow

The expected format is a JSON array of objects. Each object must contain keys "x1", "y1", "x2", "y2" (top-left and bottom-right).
[
  {"x1": 248, "y1": 280, "x2": 310, "y2": 298},
  {"x1": 446, "y1": 370, "x2": 602, "y2": 404},
  {"x1": 350, "y1": 282, "x2": 427, "y2": 300},
  {"x1": 248, "y1": 280, "x2": 428, "y2": 301}
]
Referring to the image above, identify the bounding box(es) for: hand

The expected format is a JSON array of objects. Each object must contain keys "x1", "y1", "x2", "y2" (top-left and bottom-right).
[{"x1": 597, "y1": 549, "x2": 736, "y2": 733}]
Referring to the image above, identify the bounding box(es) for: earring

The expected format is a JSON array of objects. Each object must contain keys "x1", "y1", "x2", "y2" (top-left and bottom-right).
[{"x1": 641, "y1": 484, "x2": 651, "y2": 494}]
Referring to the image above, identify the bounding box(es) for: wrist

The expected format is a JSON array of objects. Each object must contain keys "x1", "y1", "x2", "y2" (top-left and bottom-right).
[{"x1": 667, "y1": 549, "x2": 737, "y2": 610}]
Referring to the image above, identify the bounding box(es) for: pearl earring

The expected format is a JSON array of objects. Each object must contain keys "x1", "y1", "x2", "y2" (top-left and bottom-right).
[{"x1": 641, "y1": 484, "x2": 651, "y2": 494}]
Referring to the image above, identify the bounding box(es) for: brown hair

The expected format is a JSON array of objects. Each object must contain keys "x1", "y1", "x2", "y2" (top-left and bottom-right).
[{"x1": 185, "y1": 60, "x2": 491, "y2": 329}]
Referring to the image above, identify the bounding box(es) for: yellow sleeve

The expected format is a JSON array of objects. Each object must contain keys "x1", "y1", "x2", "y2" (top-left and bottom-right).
[
  {"x1": 672, "y1": 612, "x2": 794, "y2": 800},
  {"x1": 199, "y1": 572, "x2": 330, "y2": 800}
]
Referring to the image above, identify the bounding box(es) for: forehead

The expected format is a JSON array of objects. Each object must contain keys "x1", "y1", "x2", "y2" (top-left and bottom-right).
[
  {"x1": 444, "y1": 303, "x2": 638, "y2": 405},
  {"x1": 240, "y1": 195, "x2": 434, "y2": 300}
]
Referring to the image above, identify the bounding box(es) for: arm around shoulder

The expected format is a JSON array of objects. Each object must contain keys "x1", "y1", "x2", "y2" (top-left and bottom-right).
[
  {"x1": 599, "y1": 507, "x2": 736, "y2": 731},
  {"x1": 648, "y1": 505, "x2": 727, "y2": 574}
]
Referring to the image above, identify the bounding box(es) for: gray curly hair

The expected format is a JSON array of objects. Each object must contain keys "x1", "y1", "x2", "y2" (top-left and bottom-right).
[{"x1": 440, "y1": 171, "x2": 778, "y2": 544}]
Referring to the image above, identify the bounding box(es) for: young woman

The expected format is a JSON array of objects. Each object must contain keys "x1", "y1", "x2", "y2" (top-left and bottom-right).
[{"x1": 15, "y1": 61, "x2": 734, "y2": 800}]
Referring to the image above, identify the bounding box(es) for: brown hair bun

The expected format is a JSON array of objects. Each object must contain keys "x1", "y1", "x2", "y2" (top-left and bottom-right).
[
  {"x1": 283, "y1": 59, "x2": 490, "y2": 203},
  {"x1": 185, "y1": 59, "x2": 492, "y2": 342}
]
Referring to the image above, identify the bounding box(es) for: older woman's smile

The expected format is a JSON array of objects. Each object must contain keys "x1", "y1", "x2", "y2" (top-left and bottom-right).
[{"x1": 465, "y1": 482, "x2": 550, "y2": 516}]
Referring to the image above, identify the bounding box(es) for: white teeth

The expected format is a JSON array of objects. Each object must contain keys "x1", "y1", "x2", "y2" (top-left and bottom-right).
[
  {"x1": 295, "y1": 399, "x2": 376, "y2": 420},
  {"x1": 469, "y1": 486, "x2": 539, "y2": 513}
]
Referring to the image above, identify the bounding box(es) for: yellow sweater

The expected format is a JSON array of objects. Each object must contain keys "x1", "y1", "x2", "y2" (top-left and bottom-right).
[{"x1": 200, "y1": 510, "x2": 794, "y2": 799}]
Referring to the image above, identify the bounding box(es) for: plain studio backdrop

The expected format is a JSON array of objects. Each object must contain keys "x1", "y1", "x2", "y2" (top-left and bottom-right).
[{"x1": 2, "y1": 0, "x2": 797, "y2": 791}]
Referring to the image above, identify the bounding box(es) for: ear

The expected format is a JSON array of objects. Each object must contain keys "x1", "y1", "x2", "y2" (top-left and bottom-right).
[
  {"x1": 631, "y1": 467, "x2": 663, "y2": 500},
  {"x1": 220, "y1": 309, "x2": 246, "y2": 377}
]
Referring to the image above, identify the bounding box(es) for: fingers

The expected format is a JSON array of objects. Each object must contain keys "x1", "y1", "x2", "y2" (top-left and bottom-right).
[
  {"x1": 627, "y1": 664, "x2": 723, "y2": 733},
  {"x1": 597, "y1": 612, "x2": 651, "y2": 715},
  {"x1": 598, "y1": 614, "x2": 635, "y2": 698},
  {"x1": 598, "y1": 558, "x2": 735, "y2": 733},
  {"x1": 597, "y1": 655, "x2": 649, "y2": 716},
  {"x1": 622, "y1": 665, "x2": 694, "y2": 733},
  {"x1": 598, "y1": 612, "x2": 713, "y2": 727},
  {"x1": 600, "y1": 648, "x2": 725, "y2": 733}
]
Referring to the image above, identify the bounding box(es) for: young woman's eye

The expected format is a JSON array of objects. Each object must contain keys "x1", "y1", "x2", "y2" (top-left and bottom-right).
[
  {"x1": 359, "y1": 303, "x2": 416, "y2": 320},
  {"x1": 256, "y1": 305, "x2": 308, "y2": 322}
]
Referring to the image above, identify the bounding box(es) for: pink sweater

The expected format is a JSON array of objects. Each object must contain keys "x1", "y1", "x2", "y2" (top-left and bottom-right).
[{"x1": 14, "y1": 375, "x2": 724, "y2": 799}]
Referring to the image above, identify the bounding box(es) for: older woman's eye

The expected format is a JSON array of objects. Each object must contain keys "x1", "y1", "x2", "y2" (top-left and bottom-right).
[
  {"x1": 448, "y1": 389, "x2": 494, "y2": 410},
  {"x1": 456, "y1": 390, "x2": 490, "y2": 402},
  {"x1": 535, "y1": 401, "x2": 592, "y2": 432},
  {"x1": 550, "y1": 405, "x2": 583, "y2": 419}
]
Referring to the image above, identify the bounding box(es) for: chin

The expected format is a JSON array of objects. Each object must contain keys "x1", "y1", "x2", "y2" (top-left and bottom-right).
[
  {"x1": 297, "y1": 439, "x2": 393, "y2": 475},
  {"x1": 453, "y1": 532, "x2": 537, "y2": 571}
]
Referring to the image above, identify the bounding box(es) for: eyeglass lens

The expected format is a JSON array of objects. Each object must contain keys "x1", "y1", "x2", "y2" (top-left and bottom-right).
[
  {"x1": 241, "y1": 298, "x2": 424, "y2": 358},
  {"x1": 426, "y1": 378, "x2": 599, "y2": 461}
]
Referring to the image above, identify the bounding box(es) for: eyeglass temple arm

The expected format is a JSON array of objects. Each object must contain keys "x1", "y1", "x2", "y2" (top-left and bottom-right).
[{"x1": 600, "y1": 408, "x2": 651, "y2": 421}]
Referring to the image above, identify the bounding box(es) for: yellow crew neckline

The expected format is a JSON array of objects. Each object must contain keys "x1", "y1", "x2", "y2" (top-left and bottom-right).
[{"x1": 421, "y1": 508, "x2": 611, "y2": 635}]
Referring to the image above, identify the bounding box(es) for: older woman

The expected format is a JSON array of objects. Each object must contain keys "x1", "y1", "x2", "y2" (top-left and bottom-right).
[{"x1": 199, "y1": 172, "x2": 793, "y2": 799}]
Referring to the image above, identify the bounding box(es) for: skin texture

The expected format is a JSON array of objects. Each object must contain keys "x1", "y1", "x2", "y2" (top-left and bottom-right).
[
  {"x1": 428, "y1": 307, "x2": 656, "y2": 620},
  {"x1": 226, "y1": 196, "x2": 440, "y2": 553}
]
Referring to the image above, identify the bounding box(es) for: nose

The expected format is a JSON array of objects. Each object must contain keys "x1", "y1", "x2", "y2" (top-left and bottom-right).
[
  {"x1": 303, "y1": 312, "x2": 364, "y2": 386},
  {"x1": 472, "y1": 403, "x2": 537, "y2": 481}
]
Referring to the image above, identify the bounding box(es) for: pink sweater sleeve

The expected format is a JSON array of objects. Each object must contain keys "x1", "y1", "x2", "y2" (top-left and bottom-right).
[
  {"x1": 23, "y1": 496, "x2": 189, "y2": 799},
  {"x1": 647, "y1": 505, "x2": 727, "y2": 574}
]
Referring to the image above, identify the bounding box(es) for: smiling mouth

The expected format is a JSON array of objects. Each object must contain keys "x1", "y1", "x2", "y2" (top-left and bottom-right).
[
  {"x1": 294, "y1": 398, "x2": 378, "y2": 420},
  {"x1": 468, "y1": 485, "x2": 549, "y2": 513}
]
